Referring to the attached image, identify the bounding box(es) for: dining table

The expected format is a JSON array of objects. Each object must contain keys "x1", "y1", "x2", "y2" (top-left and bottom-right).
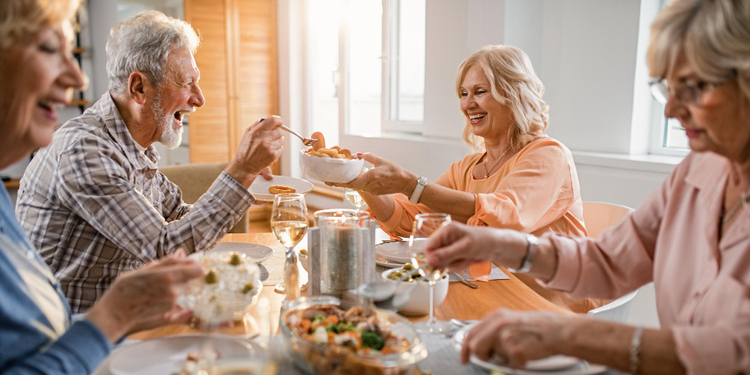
[{"x1": 112, "y1": 232, "x2": 616, "y2": 375}]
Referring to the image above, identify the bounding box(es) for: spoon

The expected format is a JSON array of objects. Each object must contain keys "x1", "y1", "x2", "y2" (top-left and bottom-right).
[{"x1": 280, "y1": 125, "x2": 318, "y2": 146}]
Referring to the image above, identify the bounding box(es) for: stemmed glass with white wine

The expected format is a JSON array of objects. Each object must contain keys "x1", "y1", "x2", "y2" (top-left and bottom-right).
[
  {"x1": 344, "y1": 167, "x2": 368, "y2": 211},
  {"x1": 271, "y1": 193, "x2": 308, "y2": 301},
  {"x1": 409, "y1": 213, "x2": 452, "y2": 334}
]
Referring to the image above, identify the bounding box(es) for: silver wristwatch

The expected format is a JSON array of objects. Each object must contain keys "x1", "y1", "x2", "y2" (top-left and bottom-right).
[
  {"x1": 507, "y1": 233, "x2": 538, "y2": 273},
  {"x1": 409, "y1": 176, "x2": 428, "y2": 203}
]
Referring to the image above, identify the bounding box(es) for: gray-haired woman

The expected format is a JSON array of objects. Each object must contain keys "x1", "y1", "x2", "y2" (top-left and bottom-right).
[{"x1": 425, "y1": 0, "x2": 750, "y2": 374}]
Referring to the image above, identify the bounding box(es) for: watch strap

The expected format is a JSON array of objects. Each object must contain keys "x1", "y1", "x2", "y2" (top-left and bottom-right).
[
  {"x1": 507, "y1": 233, "x2": 538, "y2": 273},
  {"x1": 409, "y1": 176, "x2": 428, "y2": 203}
]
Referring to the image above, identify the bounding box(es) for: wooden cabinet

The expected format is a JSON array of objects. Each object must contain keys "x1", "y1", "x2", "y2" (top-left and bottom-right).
[{"x1": 185, "y1": 0, "x2": 279, "y2": 173}]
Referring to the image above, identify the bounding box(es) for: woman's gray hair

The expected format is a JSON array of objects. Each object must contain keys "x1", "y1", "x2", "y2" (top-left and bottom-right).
[
  {"x1": 106, "y1": 10, "x2": 200, "y2": 95},
  {"x1": 647, "y1": 0, "x2": 750, "y2": 100},
  {"x1": 456, "y1": 45, "x2": 549, "y2": 151}
]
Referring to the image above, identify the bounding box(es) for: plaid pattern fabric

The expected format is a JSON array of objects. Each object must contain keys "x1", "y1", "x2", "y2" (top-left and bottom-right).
[{"x1": 16, "y1": 93, "x2": 254, "y2": 312}]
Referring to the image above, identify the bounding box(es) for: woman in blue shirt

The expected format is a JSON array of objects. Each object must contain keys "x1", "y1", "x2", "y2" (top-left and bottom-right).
[{"x1": 0, "y1": 1, "x2": 204, "y2": 373}]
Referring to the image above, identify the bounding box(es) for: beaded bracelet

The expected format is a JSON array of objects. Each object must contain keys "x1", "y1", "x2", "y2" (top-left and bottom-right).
[{"x1": 630, "y1": 327, "x2": 643, "y2": 375}]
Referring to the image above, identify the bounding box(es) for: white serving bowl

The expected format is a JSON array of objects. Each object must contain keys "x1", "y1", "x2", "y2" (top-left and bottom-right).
[
  {"x1": 381, "y1": 268, "x2": 449, "y2": 316},
  {"x1": 299, "y1": 149, "x2": 364, "y2": 183}
]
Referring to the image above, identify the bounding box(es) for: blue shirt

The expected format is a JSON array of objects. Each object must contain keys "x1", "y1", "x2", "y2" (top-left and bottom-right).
[{"x1": 0, "y1": 184, "x2": 111, "y2": 374}]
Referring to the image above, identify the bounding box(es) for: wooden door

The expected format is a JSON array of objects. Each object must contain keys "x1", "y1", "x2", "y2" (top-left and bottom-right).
[
  {"x1": 185, "y1": 0, "x2": 232, "y2": 163},
  {"x1": 185, "y1": 0, "x2": 279, "y2": 173},
  {"x1": 232, "y1": 0, "x2": 280, "y2": 173}
]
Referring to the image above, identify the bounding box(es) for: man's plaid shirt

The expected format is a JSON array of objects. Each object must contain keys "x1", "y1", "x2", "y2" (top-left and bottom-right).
[{"x1": 16, "y1": 93, "x2": 254, "y2": 312}]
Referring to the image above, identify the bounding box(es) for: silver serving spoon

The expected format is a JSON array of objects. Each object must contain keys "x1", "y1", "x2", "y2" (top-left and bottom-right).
[{"x1": 280, "y1": 125, "x2": 318, "y2": 146}]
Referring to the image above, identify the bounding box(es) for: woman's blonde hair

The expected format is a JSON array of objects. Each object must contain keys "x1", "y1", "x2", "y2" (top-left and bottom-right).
[
  {"x1": 647, "y1": 0, "x2": 750, "y2": 101},
  {"x1": 456, "y1": 45, "x2": 549, "y2": 151},
  {"x1": 0, "y1": 0, "x2": 80, "y2": 50}
]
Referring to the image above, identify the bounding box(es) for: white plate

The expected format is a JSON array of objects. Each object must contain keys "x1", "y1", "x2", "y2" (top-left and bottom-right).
[
  {"x1": 375, "y1": 238, "x2": 427, "y2": 263},
  {"x1": 213, "y1": 242, "x2": 273, "y2": 263},
  {"x1": 108, "y1": 335, "x2": 260, "y2": 375},
  {"x1": 453, "y1": 325, "x2": 607, "y2": 375},
  {"x1": 375, "y1": 253, "x2": 406, "y2": 268},
  {"x1": 249, "y1": 175, "x2": 313, "y2": 202}
]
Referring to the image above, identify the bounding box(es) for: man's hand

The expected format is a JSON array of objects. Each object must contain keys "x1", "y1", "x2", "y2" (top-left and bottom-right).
[
  {"x1": 226, "y1": 117, "x2": 285, "y2": 188},
  {"x1": 85, "y1": 252, "x2": 203, "y2": 343}
]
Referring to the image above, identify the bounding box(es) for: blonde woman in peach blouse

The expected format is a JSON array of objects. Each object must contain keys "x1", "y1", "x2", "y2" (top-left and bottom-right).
[
  {"x1": 425, "y1": 0, "x2": 750, "y2": 374},
  {"x1": 338, "y1": 45, "x2": 601, "y2": 313}
]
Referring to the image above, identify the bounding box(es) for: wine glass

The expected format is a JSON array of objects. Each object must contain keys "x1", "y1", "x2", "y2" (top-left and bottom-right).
[
  {"x1": 344, "y1": 167, "x2": 368, "y2": 211},
  {"x1": 409, "y1": 212, "x2": 451, "y2": 334},
  {"x1": 344, "y1": 189, "x2": 366, "y2": 211},
  {"x1": 271, "y1": 193, "x2": 308, "y2": 302}
]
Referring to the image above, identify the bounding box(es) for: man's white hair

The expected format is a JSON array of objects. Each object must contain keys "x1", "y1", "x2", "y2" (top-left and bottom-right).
[{"x1": 106, "y1": 10, "x2": 199, "y2": 94}]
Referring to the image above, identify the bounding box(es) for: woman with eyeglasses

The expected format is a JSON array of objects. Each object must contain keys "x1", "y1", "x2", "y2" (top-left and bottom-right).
[
  {"x1": 423, "y1": 0, "x2": 750, "y2": 374},
  {"x1": 0, "y1": 1, "x2": 203, "y2": 373}
]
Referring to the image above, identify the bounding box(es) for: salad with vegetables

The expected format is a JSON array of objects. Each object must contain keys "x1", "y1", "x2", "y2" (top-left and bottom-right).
[{"x1": 285, "y1": 305, "x2": 409, "y2": 356}]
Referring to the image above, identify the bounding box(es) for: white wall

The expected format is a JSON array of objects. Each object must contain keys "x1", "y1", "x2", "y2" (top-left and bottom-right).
[{"x1": 279, "y1": 0, "x2": 671, "y2": 327}]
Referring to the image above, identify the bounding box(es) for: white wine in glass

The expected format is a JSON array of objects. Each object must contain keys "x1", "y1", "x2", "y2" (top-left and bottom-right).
[
  {"x1": 344, "y1": 189, "x2": 366, "y2": 209},
  {"x1": 409, "y1": 213, "x2": 451, "y2": 334},
  {"x1": 271, "y1": 220, "x2": 308, "y2": 248},
  {"x1": 271, "y1": 194, "x2": 308, "y2": 301}
]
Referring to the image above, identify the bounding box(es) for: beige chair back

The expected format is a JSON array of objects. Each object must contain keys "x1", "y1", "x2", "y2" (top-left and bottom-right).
[
  {"x1": 159, "y1": 162, "x2": 249, "y2": 233},
  {"x1": 582, "y1": 201, "x2": 636, "y2": 322},
  {"x1": 582, "y1": 201, "x2": 633, "y2": 238}
]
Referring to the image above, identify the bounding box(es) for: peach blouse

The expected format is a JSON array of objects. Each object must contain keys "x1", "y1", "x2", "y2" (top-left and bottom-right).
[
  {"x1": 377, "y1": 136, "x2": 587, "y2": 238},
  {"x1": 546, "y1": 151, "x2": 750, "y2": 374},
  {"x1": 373, "y1": 136, "x2": 598, "y2": 312}
]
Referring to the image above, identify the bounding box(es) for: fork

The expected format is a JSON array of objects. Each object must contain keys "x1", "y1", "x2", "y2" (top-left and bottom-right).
[
  {"x1": 452, "y1": 271, "x2": 479, "y2": 289},
  {"x1": 280, "y1": 125, "x2": 318, "y2": 146}
]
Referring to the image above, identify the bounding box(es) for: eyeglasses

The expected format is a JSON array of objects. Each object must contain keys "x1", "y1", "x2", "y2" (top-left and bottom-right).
[{"x1": 649, "y1": 73, "x2": 736, "y2": 105}]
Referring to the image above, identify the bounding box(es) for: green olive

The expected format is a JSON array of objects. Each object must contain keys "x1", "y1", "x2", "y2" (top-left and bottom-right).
[
  {"x1": 387, "y1": 271, "x2": 402, "y2": 280},
  {"x1": 229, "y1": 253, "x2": 242, "y2": 266},
  {"x1": 204, "y1": 269, "x2": 218, "y2": 284},
  {"x1": 401, "y1": 263, "x2": 414, "y2": 271},
  {"x1": 242, "y1": 282, "x2": 255, "y2": 294}
]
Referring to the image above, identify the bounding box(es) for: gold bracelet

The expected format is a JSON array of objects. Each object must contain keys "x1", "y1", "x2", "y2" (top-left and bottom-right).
[{"x1": 629, "y1": 327, "x2": 643, "y2": 375}]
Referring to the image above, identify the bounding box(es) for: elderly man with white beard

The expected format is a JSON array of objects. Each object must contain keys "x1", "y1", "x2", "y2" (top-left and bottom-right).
[{"x1": 15, "y1": 10, "x2": 285, "y2": 313}]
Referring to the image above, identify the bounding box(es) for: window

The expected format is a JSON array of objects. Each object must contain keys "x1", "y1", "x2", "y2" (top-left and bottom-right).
[
  {"x1": 649, "y1": 0, "x2": 688, "y2": 155},
  {"x1": 305, "y1": 0, "x2": 426, "y2": 140},
  {"x1": 383, "y1": 0, "x2": 425, "y2": 132}
]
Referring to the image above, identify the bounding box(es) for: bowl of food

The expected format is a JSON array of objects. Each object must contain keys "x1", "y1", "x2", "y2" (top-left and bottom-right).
[
  {"x1": 382, "y1": 266, "x2": 449, "y2": 316},
  {"x1": 281, "y1": 296, "x2": 427, "y2": 375},
  {"x1": 177, "y1": 251, "x2": 262, "y2": 324},
  {"x1": 298, "y1": 132, "x2": 364, "y2": 183}
]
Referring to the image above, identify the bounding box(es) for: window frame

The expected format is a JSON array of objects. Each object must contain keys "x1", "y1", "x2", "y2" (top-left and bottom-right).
[
  {"x1": 380, "y1": 0, "x2": 425, "y2": 134},
  {"x1": 327, "y1": 0, "x2": 426, "y2": 138},
  {"x1": 646, "y1": 0, "x2": 689, "y2": 157}
]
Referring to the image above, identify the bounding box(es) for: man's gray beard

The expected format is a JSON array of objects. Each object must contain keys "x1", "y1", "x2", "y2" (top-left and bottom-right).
[{"x1": 151, "y1": 92, "x2": 182, "y2": 149}]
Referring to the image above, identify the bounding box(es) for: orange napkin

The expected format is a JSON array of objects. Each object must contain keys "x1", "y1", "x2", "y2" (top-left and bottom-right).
[{"x1": 468, "y1": 262, "x2": 491, "y2": 282}]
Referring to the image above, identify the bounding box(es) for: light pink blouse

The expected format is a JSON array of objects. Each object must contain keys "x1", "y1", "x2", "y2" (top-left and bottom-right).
[{"x1": 545, "y1": 151, "x2": 750, "y2": 375}]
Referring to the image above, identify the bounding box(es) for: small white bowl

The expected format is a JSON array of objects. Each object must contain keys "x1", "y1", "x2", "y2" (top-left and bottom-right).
[
  {"x1": 381, "y1": 268, "x2": 449, "y2": 316},
  {"x1": 299, "y1": 149, "x2": 364, "y2": 183}
]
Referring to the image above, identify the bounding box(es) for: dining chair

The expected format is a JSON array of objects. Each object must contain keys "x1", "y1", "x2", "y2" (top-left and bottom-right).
[
  {"x1": 582, "y1": 201, "x2": 633, "y2": 238},
  {"x1": 582, "y1": 201, "x2": 637, "y2": 323},
  {"x1": 587, "y1": 289, "x2": 639, "y2": 323},
  {"x1": 159, "y1": 162, "x2": 250, "y2": 233}
]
